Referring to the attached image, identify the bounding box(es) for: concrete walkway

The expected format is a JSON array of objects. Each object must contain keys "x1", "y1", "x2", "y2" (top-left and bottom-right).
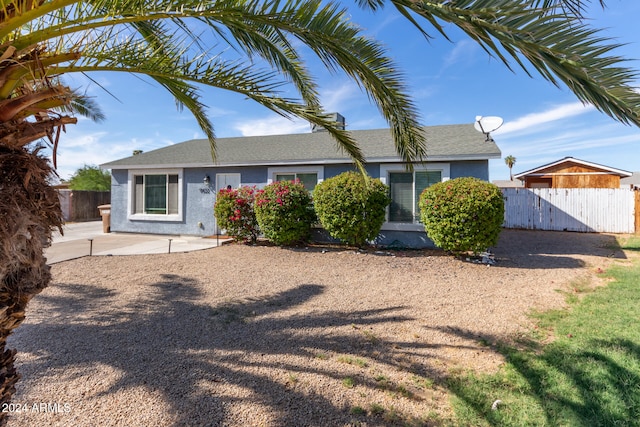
[{"x1": 45, "y1": 221, "x2": 231, "y2": 264}]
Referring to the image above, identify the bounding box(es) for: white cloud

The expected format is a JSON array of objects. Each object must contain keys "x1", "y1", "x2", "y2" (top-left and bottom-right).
[
  {"x1": 50, "y1": 127, "x2": 170, "y2": 179},
  {"x1": 233, "y1": 82, "x2": 363, "y2": 136},
  {"x1": 441, "y1": 40, "x2": 479, "y2": 71},
  {"x1": 495, "y1": 102, "x2": 594, "y2": 135},
  {"x1": 235, "y1": 115, "x2": 310, "y2": 136},
  {"x1": 320, "y1": 82, "x2": 359, "y2": 113}
]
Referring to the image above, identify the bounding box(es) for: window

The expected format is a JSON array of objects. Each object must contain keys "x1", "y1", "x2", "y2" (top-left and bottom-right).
[
  {"x1": 275, "y1": 172, "x2": 318, "y2": 191},
  {"x1": 129, "y1": 170, "x2": 182, "y2": 220},
  {"x1": 388, "y1": 170, "x2": 442, "y2": 222}
]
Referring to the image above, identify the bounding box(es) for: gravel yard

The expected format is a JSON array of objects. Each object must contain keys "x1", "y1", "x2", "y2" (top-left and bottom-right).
[{"x1": 6, "y1": 230, "x2": 627, "y2": 426}]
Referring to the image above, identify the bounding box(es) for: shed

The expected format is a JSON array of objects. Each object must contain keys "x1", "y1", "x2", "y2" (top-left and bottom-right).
[{"x1": 514, "y1": 157, "x2": 632, "y2": 188}]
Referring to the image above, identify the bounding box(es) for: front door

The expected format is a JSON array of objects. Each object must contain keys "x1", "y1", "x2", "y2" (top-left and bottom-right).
[{"x1": 216, "y1": 173, "x2": 241, "y2": 192}]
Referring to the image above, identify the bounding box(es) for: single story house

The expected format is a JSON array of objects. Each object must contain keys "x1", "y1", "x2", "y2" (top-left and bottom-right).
[
  {"x1": 101, "y1": 121, "x2": 501, "y2": 248},
  {"x1": 514, "y1": 157, "x2": 632, "y2": 188}
]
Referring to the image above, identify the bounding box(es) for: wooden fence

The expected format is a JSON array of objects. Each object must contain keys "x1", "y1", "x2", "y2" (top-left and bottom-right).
[
  {"x1": 57, "y1": 190, "x2": 111, "y2": 222},
  {"x1": 502, "y1": 188, "x2": 639, "y2": 233}
]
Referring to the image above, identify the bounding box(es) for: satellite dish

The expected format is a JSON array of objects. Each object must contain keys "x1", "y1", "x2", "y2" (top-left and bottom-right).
[{"x1": 474, "y1": 116, "x2": 503, "y2": 141}]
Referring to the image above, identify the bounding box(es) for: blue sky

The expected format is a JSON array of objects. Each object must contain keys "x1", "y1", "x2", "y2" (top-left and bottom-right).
[{"x1": 54, "y1": 2, "x2": 640, "y2": 182}]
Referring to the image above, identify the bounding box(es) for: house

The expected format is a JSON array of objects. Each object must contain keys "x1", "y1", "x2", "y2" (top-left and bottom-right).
[
  {"x1": 100, "y1": 121, "x2": 501, "y2": 248},
  {"x1": 514, "y1": 157, "x2": 632, "y2": 188}
]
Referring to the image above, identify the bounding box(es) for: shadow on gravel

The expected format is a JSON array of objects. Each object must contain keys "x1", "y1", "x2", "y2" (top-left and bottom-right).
[
  {"x1": 11, "y1": 275, "x2": 453, "y2": 426},
  {"x1": 10, "y1": 232, "x2": 630, "y2": 425},
  {"x1": 489, "y1": 229, "x2": 626, "y2": 270},
  {"x1": 284, "y1": 229, "x2": 624, "y2": 270}
]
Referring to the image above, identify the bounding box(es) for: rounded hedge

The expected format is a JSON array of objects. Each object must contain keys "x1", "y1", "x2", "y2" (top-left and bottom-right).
[
  {"x1": 313, "y1": 171, "x2": 389, "y2": 247},
  {"x1": 418, "y1": 177, "x2": 504, "y2": 254},
  {"x1": 214, "y1": 186, "x2": 259, "y2": 244},
  {"x1": 254, "y1": 180, "x2": 315, "y2": 245}
]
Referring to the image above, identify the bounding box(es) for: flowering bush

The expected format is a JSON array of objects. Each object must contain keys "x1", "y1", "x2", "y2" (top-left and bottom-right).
[
  {"x1": 313, "y1": 171, "x2": 389, "y2": 247},
  {"x1": 214, "y1": 186, "x2": 259, "y2": 243},
  {"x1": 254, "y1": 180, "x2": 315, "y2": 245},
  {"x1": 418, "y1": 177, "x2": 504, "y2": 254}
]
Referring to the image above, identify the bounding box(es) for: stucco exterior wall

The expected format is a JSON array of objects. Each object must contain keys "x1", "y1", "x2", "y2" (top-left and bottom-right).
[
  {"x1": 450, "y1": 160, "x2": 489, "y2": 180},
  {"x1": 111, "y1": 167, "x2": 269, "y2": 236}
]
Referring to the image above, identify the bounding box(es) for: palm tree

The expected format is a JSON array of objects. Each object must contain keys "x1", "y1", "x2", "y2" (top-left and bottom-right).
[
  {"x1": 505, "y1": 155, "x2": 517, "y2": 181},
  {"x1": 0, "y1": 0, "x2": 427, "y2": 414},
  {"x1": 1, "y1": 0, "x2": 639, "y2": 416}
]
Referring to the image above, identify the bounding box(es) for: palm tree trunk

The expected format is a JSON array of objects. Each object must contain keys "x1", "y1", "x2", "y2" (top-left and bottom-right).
[{"x1": 0, "y1": 145, "x2": 62, "y2": 424}]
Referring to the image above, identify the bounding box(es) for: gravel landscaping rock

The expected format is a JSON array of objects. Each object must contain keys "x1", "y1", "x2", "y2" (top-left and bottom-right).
[{"x1": 6, "y1": 230, "x2": 628, "y2": 426}]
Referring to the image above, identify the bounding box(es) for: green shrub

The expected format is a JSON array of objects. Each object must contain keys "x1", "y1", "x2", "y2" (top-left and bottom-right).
[
  {"x1": 254, "y1": 180, "x2": 315, "y2": 245},
  {"x1": 313, "y1": 171, "x2": 389, "y2": 247},
  {"x1": 418, "y1": 177, "x2": 504, "y2": 254},
  {"x1": 214, "y1": 186, "x2": 259, "y2": 243}
]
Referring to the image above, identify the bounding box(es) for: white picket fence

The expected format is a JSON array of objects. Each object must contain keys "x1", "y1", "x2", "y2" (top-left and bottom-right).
[{"x1": 502, "y1": 188, "x2": 637, "y2": 233}]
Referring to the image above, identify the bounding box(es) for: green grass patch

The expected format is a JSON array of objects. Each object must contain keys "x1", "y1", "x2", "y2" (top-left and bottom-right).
[
  {"x1": 411, "y1": 374, "x2": 434, "y2": 390},
  {"x1": 620, "y1": 235, "x2": 640, "y2": 251},
  {"x1": 342, "y1": 376, "x2": 355, "y2": 388},
  {"x1": 396, "y1": 384, "x2": 413, "y2": 399},
  {"x1": 337, "y1": 355, "x2": 368, "y2": 368},
  {"x1": 362, "y1": 329, "x2": 379, "y2": 344},
  {"x1": 350, "y1": 405, "x2": 366, "y2": 415},
  {"x1": 449, "y1": 256, "x2": 640, "y2": 426},
  {"x1": 368, "y1": 403, "x2": 385, "y2": 415}
]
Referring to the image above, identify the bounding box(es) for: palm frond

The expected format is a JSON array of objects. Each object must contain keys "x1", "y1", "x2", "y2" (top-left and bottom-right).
[
  {"x1": 384, "y1": 0, "x2": 640, "y2": 127},
  {"x1": 532, "y1": 0, "x2": 605, "y2": 17},
  {"x1": 65, "y1": 91, "x2": 105, "y2": 122},
  {"x1": 3, "y1": 0, "x2": 426, "y2": 165}
]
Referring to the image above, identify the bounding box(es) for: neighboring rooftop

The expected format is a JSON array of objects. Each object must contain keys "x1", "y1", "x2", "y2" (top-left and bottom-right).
[
  {"x1": 493, "y1": 179, "x2": 524, "y2": 188},
  {"x1": 101, "y1": 124, "x2": 501, "y2": 169},
  {"x1": 621, "y1": 172, "x2": 640, "y2": 187}
]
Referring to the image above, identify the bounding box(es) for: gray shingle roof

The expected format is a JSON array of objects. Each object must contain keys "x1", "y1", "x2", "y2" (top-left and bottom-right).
[{"x1": 101, "y1": 124, "x2": 501, "y2": 169}]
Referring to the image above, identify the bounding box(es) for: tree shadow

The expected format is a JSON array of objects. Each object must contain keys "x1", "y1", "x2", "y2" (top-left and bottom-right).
[
  {"x1": 9, "y1": 275, "x2": 455, "y2": 426},
  {"x1": 290, "y1": 228, "x2": 623, "y2": 269},
  {"x1": 488, "y1": 229, "x2": 627, "y2": 270},
  {"x1": 442, "y1": 325, "x2": 640, "y2": 426}
]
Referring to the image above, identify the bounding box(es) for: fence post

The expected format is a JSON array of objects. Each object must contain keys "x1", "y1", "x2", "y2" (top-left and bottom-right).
[{"x1": 635, "y1": 189, "x2": 640, "y2": 234}]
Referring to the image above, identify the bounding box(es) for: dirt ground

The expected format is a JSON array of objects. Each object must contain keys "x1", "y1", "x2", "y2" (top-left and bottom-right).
[{"x1": 6, "y1": 230, "x2": 632, "y2": 426}]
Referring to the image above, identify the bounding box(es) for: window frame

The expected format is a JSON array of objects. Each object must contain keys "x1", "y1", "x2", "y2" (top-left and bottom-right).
[
  {"x1": 267, "y1": 166, "x2": 324, "y2": 191},
  {"x1": 379, "y1": 163, "x2": 450, "y2": 231},
  {"x1": 127, "y1": 169, "x2": 184, "y2": 221}
]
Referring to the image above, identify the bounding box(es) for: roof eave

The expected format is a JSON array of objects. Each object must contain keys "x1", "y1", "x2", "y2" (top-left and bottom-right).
[{"x1": 102, "y1": 153, "x2": 500, "y2": 170}]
